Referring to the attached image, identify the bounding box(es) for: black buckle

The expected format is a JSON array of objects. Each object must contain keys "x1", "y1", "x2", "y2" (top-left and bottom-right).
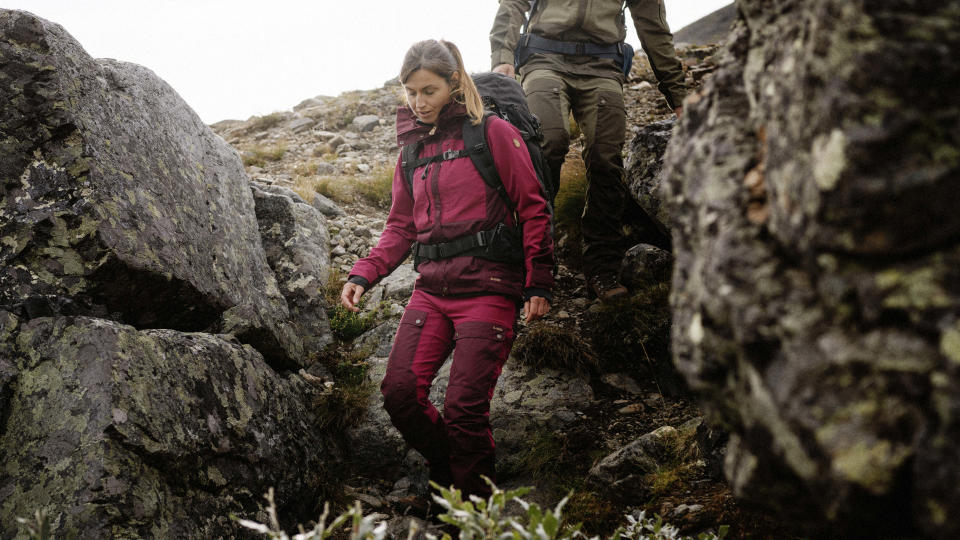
[
  {"x1": 442, "y1": 149, "x2": 458, "y2": 161},
  {"x1": 475, "y1": 231, "x2": 488, "y2": 248},
  {"x1": 575, "y1": 42, "x2": 585, "y2": 55}
]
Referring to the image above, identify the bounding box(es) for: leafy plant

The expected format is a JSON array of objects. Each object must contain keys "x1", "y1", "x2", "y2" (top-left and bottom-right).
[
  {"x1": 234, "y1": 488, "x2": 391, "y2": 540},
  {"x1": 16, "y1": 509, "x2": 52, "y2": 540},
  {"x1": 237, "y1": 481, "x2": 728, "y2": 540}
]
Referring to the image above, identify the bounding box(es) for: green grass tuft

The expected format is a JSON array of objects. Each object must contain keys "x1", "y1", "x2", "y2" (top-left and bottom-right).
[
  {"x1": 512, "y1": 322, "x2": 598, "y2": 375},
  {"x1": 354, "y1": 166, "x2": 393, "y2": 209}
]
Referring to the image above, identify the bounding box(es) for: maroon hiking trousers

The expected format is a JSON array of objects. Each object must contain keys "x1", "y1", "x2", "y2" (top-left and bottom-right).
[{"x1": 381, "y1": 289, "x2": 517, "y2": 498}]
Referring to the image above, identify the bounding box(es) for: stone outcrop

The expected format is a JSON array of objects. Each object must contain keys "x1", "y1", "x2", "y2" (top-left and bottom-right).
[
  {"x1": 251, "y1": 184, "x2": 334, "y2": 359},
  {"x1": 0, "y1": 316, "x2": 332, "y2": 538},
  {"x1": 662, "y1": 1, "x2": 960, "y2": 537},
  {"x1": 0, "y1": 10, "x2": 339, "y2": 536},
  {"x1": 0, "y1": 9, "x2": 303, "y2": 368}
]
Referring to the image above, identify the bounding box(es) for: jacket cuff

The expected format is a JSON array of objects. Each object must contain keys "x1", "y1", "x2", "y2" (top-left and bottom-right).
[
  {"x1": 523, "y1": 288, "x2": 552, "y2": 303},
  {"x1": 348, "y1": 275, "x2": 370, "y2": 289},
  {"x1": 492, "y1": 49, "x2": 515, "y2": 69}
]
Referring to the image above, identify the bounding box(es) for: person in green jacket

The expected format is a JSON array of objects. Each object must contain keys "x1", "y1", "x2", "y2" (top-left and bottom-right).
[{"x1": 491, "y1": 0, "x2": 687, "y2": 301}]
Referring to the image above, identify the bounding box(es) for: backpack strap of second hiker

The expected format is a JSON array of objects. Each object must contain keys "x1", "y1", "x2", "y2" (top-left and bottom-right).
[{"x1": 462, "y1": 114, "x2": 517, "y2": 214}]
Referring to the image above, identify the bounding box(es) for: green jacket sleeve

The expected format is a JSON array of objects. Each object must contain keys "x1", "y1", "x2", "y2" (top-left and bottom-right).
[
  {"x1": 490, "y1": 0, "x2": 530, "y2": 69},
  {"x1": 627, "y1": 0, "x2": 688, "y2": 109}
]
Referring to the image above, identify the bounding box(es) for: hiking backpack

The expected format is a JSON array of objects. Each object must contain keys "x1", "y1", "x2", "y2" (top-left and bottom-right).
[{"x1": 399, "y1": 72, "x2": 556, "y2": 271}]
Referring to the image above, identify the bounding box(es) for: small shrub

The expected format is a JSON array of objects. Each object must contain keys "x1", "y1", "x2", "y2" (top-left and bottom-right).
[
  {"x1": 313, "y1": 379, "x2": 374, "y2": 431},
  {"x1": 499, "y1": 428, "x2": 565, "y2": 481},
  {"x1": 243, "y1": 142, "x2": 287, "y2": 167},
  {"x1": 585, "y1": 281, "x2": 672, "y2": 374},
  {"x1": 312, "y1": 143, "x2": 336, "y2": 158},
  {"x1": 512, "y1": 322, "x2": 597, "y2": 375},
  {"x1": 354, "y1": 166, "x2": 393, "y2": 209},
  {"x1": 293, "y1": 161, "x2": 317, "y2": 177},
  {"x1": 246, "y1": 112, "x2": 287, "y2": 133}
]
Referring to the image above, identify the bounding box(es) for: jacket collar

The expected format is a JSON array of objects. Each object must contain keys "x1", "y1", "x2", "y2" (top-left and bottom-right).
[{"x1": 396, "y1": 102, "x2": 468, "y2": 147}]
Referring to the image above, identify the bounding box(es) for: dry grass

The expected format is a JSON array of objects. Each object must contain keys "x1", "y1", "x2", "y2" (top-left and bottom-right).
[
  {"x1": 292, "y1": 175, "x2": 353, "y2": 205},
  {"x1": 242, "y1": 142, "x2": 287, "y2": 167},
  {"x1": 353, "y1": 165, "x2": 394, "y2": 209}
]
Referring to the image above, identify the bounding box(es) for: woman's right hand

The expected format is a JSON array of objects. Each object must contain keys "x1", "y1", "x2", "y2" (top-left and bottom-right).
[{"x1": 340, "y1": 282, "x2": 366, "y2": 312}]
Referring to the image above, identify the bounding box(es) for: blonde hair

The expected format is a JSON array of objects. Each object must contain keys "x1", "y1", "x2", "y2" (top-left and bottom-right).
[{"x1": 400, "y1": 39, "x2": 484, "y2": 125}]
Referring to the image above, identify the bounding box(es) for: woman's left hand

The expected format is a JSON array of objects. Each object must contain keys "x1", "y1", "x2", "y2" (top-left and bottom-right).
[{"x1": 523, "y1": 296, "x2": 551, "y2": 323}]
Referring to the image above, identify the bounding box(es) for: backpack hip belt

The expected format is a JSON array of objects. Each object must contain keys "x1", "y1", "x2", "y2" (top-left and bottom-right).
[
  {"x1": 514, "y1": 33, "x2": 634, "y2": 77},
  {"x1": 413, "y1": 223, "x2": 523, "y2": 271}
]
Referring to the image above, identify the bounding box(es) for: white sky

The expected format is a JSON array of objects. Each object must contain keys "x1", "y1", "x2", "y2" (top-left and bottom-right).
[{"x1": 6, "y1": 1, "x2": 731, "y2": 124}]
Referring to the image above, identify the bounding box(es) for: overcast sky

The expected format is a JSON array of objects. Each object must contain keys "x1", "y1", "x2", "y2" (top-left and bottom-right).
[{"x1": 6, "y1": 1, "x2": 731, "y2": 124}]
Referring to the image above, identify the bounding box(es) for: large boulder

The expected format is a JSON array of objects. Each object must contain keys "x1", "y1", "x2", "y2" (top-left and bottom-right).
[
  {"x1": 0, "y1": 316, "x2": 333, "y2": 538},
  {"x1": 0, "y1": 9, "x2": 303, "y2": 367},
  {"x1": 662, "y1": 2, "x2": 960, "y2": 537},
  {"x1": 251, "y1": 184, "x2": 334, "y2": 358}
]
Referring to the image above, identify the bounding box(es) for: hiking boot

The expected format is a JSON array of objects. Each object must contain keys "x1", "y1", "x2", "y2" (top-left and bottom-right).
[{"x1": 588, "y1": 273, "x2": 628, "y2": 302}]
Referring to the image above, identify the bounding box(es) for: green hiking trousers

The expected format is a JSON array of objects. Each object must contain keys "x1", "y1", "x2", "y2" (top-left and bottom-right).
[{"x1": 522, "y1": 69, "x2": 627, "y2": 275}]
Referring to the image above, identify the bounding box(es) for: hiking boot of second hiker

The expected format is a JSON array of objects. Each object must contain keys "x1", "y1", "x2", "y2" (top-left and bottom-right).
[{"x1": 588, "y1": 273, "x2": 628, "y2": 302}]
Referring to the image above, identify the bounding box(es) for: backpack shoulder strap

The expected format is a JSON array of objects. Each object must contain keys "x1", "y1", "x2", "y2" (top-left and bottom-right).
[
  {"x1": 399, "y1": 143, "x2": 421, "y2": 198},
  {"x1": 463, "y1": 115, "x2": 517, "y2": 213}
]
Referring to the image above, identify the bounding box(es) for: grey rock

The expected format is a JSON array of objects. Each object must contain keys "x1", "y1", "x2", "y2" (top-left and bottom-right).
[
  {"x1": 351, "y1": 115, "x2": 381, "y2": 132},
  {"x1": 0, "y1": 316, "x2": 333, "y2": 538},
  {"x1": 621, "y1": 243, "x2": 672, "y2": 290},
  {"x1": 311, "y1": 192, "x2": 347, "y2": 217},
  {"x1": 287, "y1": 116, "x2": 316, "y2": 134},
  {"x1": 376, "y1": 262, "x2": 418, "y2": 301},
  {"x1": 661, "y1": 3, "x2": 960, "y2": 537},
  {"x1": 0, "y1": 10, "x2": 301, "y2": 367},
  {"x1": 587, "y1": 426, "x2": 678, "y2": 501},
  {"x1": 328, "y1": 134, "x2": 346, "y2": 149},
  {"x1": 625, "y1": 118, "x2": 675, "y2": 233},
  {"x1": 251, "y1": 185, "x2": 334, "y2": 363},
  {"x1": 255, "y1": 183, "x2": 308, "y2": 205},
  {"x1": 314, "y1": 130, "x2": 339, "y2": 141},
  {"x1": 315, "y1": 161, "x2": 338, "y2": 176},
  {"x1": 354, "y1": 320, "x2": 400, "y2": 358},
  {"x1": 601, "y1": 373, "x2": 645, "y2": 396}
]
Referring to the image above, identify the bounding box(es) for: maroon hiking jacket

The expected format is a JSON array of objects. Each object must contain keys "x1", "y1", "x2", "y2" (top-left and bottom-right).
[{"x1": 349, "y1": 102, "x2": 554, "y2": 302}]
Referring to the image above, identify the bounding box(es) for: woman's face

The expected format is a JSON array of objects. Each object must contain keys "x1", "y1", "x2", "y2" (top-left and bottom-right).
[{"x1": 403, "y1": 68, "x2": 458, "y2": 125}]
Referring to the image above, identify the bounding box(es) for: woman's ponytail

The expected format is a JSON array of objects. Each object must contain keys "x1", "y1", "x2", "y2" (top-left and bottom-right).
[{"x1": 440, "y1": 40, "x2": 484, "y2": 126}]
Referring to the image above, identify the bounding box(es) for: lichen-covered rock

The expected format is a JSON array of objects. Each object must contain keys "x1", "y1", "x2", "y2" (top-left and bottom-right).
[
  {"x1": 620, "y1": 243, "x2": 672, "y2": 290},
  {"x1": 0, "y1": 10, "x2": 302, "y2": 367},
  {"x1": 0, "y1": 316, "x2": 334, "y2": 538},
  {"x1": 625, "y1": 118, "x2": 675, "y2": 231},
  {"x1": 662, "y1": 2, "x2": 960, "y2": 537},
  {"x1": 251, "y1": 184, "x2": 334, "y2": 362},
  {"x1": 587, "y1": 425, "x2": 678, "y2": 500}
]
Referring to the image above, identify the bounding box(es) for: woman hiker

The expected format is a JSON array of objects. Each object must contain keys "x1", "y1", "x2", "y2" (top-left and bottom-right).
[{"x1": 340, "y1": 39, "x2": 554, "y2": 501}]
